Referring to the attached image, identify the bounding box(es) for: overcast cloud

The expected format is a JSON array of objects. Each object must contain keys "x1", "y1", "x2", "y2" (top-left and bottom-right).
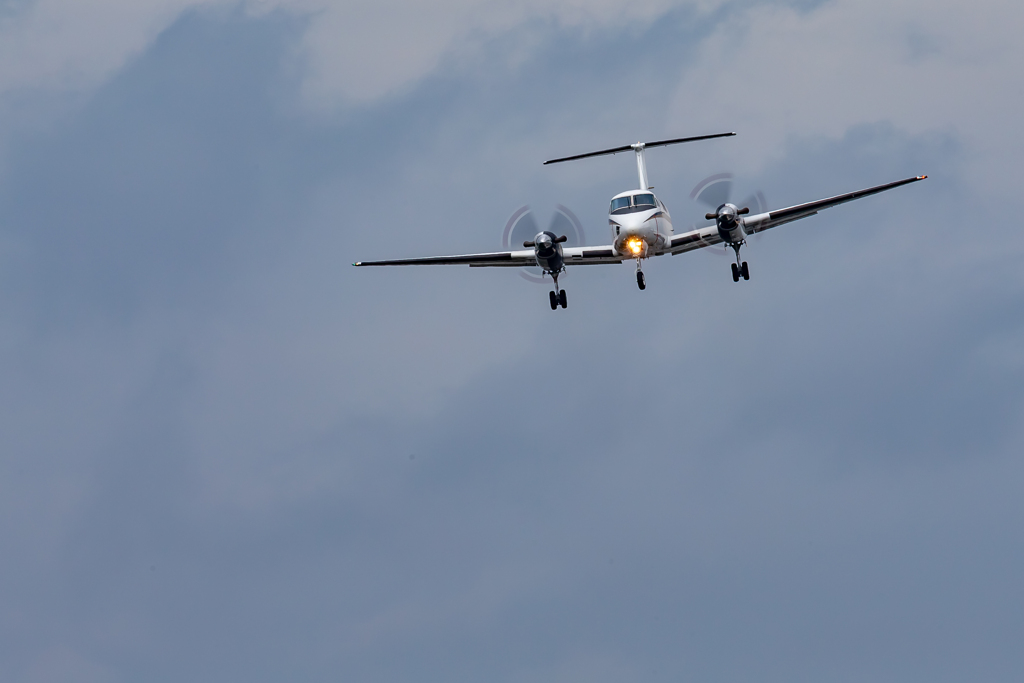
[{"x1": 0, "y1": 1, "x2": 1022, "y2": 682}]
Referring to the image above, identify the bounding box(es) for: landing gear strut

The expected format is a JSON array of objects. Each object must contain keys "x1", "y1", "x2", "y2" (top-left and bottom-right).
[
  {"x1": 636, "y1": 259, "x2": 646, "y2": 290},
  {"x1": 548, "y1": 271, "x2": 567, "y2": 310},
  {"x1": 730, "y1": 242, "x2": 750, "y2": 282}
]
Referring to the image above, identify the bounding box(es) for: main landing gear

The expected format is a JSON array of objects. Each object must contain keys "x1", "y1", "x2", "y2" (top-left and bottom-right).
[
  {"x1": 636, "y1": 259, "x2": 646, "y2": 290},
  {"x1": 729, "y1": 242, "x2": 750, "y2": 282},
  {"x1": 548, "y1": 272, "x2": 567, "y2": 310}
]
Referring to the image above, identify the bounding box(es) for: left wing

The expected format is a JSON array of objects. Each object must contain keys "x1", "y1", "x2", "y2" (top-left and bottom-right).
[
  {"x1": 665, "y1": 175, "x2": 926, "y2": 256},
  {"x1": 667, "y1": 224, "x2": 723, "y2": 255},
  {"x1": 744, "y1": 175, "x2": 927, "y2": 234}
]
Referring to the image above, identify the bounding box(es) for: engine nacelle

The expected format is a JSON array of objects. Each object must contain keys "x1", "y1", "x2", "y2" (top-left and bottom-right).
[
  {"x1": 709, "y1": 203, "x2": 747, "y2": 244},
  {"x1": 523, "y1": 231, "x2": 566, "y2": 273}
]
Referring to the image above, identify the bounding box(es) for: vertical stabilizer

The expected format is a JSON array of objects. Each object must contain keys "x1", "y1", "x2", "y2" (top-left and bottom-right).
[{"x1": 633, "y1": 143, "x2": 649, "y2": 190}]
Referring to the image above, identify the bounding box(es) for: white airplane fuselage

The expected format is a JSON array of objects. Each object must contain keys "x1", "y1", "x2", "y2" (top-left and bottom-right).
[{"x1": 608, "y1": 189, "x2": 673, "y2": 258}]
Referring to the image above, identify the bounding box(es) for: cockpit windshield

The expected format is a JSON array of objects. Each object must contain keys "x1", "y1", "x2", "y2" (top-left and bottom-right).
[
  {"x1": 610, "y1": 193, "x2": 658, "y2": 215},
  {"x1": 633, "y1": 194, "x2": 656, "y2": 208},
  {"x1": 610, "y1": 197, "x2": 632, "y2": 213}
]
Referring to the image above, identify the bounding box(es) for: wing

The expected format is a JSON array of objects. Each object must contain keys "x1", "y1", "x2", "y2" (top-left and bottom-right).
[
  {"x1": 563, "y1": 245, "x2": 624, "y2": 265},
  {"x1": 666, "y1": 224, "x2": 723, "y2": 255},
  {"x1": 354, "y1": 248, "x2": 537, "y2": 268},
  {"x1": 743, "y1": 175, "x2": 927, "y2": 234},
  {"x1": 355, "y1": 245, "x2": 628, "y2": 268},
  {"x1": 664, "y1": 175, "x2": 926, "y2": 257}
]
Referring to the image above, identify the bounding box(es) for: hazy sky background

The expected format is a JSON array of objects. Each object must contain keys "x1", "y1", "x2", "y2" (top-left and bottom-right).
[{"x1": 0, "y1": 1, "x2": 1022, "y2": 681}]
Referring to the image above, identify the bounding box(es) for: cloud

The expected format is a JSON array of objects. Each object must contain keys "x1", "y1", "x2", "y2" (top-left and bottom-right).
[
  {"x1": 666, "y1": 0, "x2": 1024, "y2": 196},
  {"x1": 0, "y1": 0, "x2": 218, "y2": 93},
  {"x1": 0, "y1": 0, "x2": 716, "y2": 106}
]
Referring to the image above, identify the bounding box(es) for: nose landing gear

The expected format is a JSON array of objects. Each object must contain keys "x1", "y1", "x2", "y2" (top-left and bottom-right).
[{"x1": 636, "y1": 259, "x2": 646, "y2": 290}]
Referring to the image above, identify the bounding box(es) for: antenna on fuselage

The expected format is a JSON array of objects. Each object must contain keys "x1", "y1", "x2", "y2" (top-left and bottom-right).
[{"x1": 543, "y1": 132, "x2": 736, "y2": 191}]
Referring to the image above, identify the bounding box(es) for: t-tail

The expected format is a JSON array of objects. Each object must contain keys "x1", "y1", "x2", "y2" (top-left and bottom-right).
[{"x1": 543, "y1": 132, "x2": 736, "y2": 190}]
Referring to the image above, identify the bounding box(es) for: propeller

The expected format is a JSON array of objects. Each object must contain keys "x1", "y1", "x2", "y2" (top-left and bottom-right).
[
  {"x1": 523, "y1": 235, "x2": 568, "y2": 247},
  {"x1": 688, "y1": 173, "x2": 767, "y2": 256},
  {"x1": 501, "y1": 205, "x2": 585, "y2": 283}
]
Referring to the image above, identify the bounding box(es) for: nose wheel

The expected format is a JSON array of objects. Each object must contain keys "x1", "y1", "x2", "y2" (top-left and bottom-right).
[{"x1": 636, "y1": 259, "x2": 646, "y2": 290}]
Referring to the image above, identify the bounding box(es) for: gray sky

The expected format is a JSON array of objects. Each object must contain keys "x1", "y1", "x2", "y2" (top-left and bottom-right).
[{"x1": 1, "y1": 1, "x2": 1022, "y2": 682}]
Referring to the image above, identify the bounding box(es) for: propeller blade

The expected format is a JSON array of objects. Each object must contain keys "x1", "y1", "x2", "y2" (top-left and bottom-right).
[
  {"x1": 738, "y1": 191, "x2": 768, "y2": 232},
  {"x1": 690, "y1": 174, "x2": 770, "y2": 257},
  {"x1": 554, "y1": 235, "x2": 568, "y2": 243},
  {"x1": 690, "y1": 172, "x2": 733, "y2": 208},
  {"x1": 547, "y1": 207, "x2": 584, "y2": 247},
  {"x1": 509, "y1": 209, "x2": 540, "y2": 250},
  {"x1": 738, "y1": 191, "x2": 767, "y2": 214}
]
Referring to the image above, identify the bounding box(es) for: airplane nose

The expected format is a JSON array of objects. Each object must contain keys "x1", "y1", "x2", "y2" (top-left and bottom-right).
[{"x1": 618, "y1": 214, "x2": 648, "y2": 232}]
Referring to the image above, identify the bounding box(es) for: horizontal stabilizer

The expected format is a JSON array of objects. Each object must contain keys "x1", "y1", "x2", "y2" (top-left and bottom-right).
[{"x1": 543, "y1": 132, "x2": 736, "y2": 165}]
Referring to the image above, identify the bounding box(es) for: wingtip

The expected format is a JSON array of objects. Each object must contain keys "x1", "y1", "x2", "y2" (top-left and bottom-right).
[
  {"x1": 352, "y1": 262, "x2": 361, "y2": 266},
  {"x1": 918, "y1": 175, "x2": 928, "y2": 180}
]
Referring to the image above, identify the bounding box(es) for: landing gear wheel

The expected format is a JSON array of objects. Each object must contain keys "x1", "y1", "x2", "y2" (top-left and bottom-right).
[
  {"x1": 731, "y1": 263, "x2": 740, "y2": 282},
  {"x1": 741, "y1": 262, "x2": 749, "y2": 280},
  {"x1": 549, "y1": 291, "x2": 558, "y2": 310},
  {"x1": 637, "y1": 271, "x2": 646, "y2": 290},
  {"x1": 559, "y1": 290, "x2": 567, "y2": 308}
]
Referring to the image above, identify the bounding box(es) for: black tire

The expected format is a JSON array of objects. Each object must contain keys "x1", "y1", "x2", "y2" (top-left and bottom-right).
[
  {"x1": 549, "y1": 291, "x2": 558, "y2": 310},
  {"x1": 731, "y1": 263, "x2": 740, "y2": 282},
  {"x1": 559, "y1": 290, "x2": 567, "y2": 308},
  {"x1": 741, "y1": 262, "x2": 749, "y2": 280},
  {"x1": 637, "y1": 272, "x2": 646, "y2": 290}
]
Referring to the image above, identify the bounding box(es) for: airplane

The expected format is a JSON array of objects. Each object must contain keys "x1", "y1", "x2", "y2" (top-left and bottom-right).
[{"x1": 353, "y1": 132, "x2": 926, "y2": 310}]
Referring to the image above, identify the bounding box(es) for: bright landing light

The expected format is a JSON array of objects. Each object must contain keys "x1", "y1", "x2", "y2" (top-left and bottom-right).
[{"x1": 627, "y1": 238, "x2": 644, "y2": 255}]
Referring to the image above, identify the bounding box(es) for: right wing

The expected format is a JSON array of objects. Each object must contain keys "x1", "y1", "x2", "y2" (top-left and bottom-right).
[
  {"x1": 563, "y1": 246, "x2": 624, "y2": 265},
  {"x1": 355, "y1": 246, "x2": 628, "y2": 268},
  {"x1": 354, "y1": 249, "x2": 537, "y2": 268}
]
